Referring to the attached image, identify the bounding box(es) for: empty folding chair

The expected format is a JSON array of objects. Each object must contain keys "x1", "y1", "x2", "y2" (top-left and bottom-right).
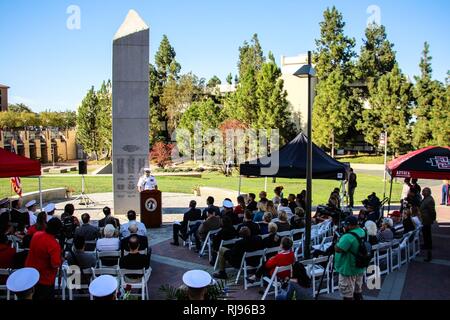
[
  {"x1": 119, "y1": 268, "x2": 152, "y2": 300},
  {"x1": 411, "y1": 228, "x2": 421, "y2": 258},
  {"x1": 312, "y1": 236, "x2": 334, "y2": 253},
  {"x1": 291, "y1": 228, "x2": 305, "y2": 241},
  {"x1": 301, "y1": 256, "x2": 330, "y2": 297},
  {"x1": 261, "y1": 265, "x2": 293, "y2": 300}
]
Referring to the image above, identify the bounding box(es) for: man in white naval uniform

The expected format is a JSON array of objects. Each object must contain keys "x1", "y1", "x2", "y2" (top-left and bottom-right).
[
  {"x1": 137, "y1": 168, "x2": 158, "y2": 192},
  {"x1": 25, "y1": 200, "x2": 38, "y2": 226}
]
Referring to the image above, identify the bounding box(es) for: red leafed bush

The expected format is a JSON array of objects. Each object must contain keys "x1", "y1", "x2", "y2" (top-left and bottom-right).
[{"x1": 150, "y1": 142, "x2": 174, "y2": 168}]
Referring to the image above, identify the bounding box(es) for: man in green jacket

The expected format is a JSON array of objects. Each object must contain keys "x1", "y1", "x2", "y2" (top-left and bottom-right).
[{"x1": 334, "y1": 216, "x2": 366, "y2": 300}]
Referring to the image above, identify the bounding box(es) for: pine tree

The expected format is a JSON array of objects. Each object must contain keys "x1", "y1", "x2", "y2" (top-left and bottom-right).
[
  {"x1": 360, "y1": 64, "x2": 413, "y2": 154},
  {"x1": 312, "y1": 7, "x2": 356, "y2": 155},
  {"x1": 256, "y1": 52, "x2": 295, "y2": 142},
  {"x1": 226, "y1": 73, "x2": 233, "y2": 85},
  {"x1": 412, "y1": 42, "x2": 436, "y2": 148},
  {"x1": 429, "y1": 81, "x2": 450, "y2": 146},
  {"x1": 97, "y1": 80, "x2": 112, "y2": 157},
  {"x1": 76, "y1": 87, "x2": 102, "y2": 159}
]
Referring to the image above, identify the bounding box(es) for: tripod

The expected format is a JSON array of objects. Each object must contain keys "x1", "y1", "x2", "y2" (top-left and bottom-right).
[{"x1": 72, "y1": 174, "x2": 95, "y2": 206}]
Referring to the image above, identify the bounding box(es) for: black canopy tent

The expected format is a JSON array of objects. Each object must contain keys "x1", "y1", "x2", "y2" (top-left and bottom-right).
[{"x1": 239, "y1": 132, "x2": 349, "y2": 181}]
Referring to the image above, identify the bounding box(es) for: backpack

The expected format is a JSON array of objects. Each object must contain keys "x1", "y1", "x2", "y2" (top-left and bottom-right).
[
  {"x1": 62, "y1": 215, "x2": 77, "y2": 239},
  {"x1": 347, "y1": 230, "x2": 372, "y2": 268}
]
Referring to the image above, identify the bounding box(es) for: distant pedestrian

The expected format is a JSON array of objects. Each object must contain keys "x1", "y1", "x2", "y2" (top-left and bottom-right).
[
  {"x1": 420, "y1": 187, "x2": 436, "y2": 262},
  {"x1": 441, "y1": 180, "x2": 449, "y2": 205},
  {"x1": 348, "y1": 168, "x2": 357, "y2": 208}
]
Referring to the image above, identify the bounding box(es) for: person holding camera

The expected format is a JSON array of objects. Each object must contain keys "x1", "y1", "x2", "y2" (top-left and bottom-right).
[{"x1": 334, "y1": 216, "x2": 366, "y2": 300}]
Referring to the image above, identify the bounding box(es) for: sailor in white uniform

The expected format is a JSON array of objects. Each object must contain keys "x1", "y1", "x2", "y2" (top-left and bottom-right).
[
  {"x1": 25, "y1": 200, "x2": 38, "y2": 226},
  {"x1": 137, "y1": 168, "x2": 158, "y2": 192}
]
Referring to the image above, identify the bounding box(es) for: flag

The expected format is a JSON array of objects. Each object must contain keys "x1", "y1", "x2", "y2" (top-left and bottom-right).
[
  {"x1": 11, "y1": 177, "x2": 22, "y2": 197},
  {"x1": 10, "y1": 144, "x2": 23, "y2": 197}
]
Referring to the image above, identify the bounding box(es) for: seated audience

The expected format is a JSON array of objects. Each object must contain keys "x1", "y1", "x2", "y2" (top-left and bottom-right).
[
  {"x1": 201, "y1": 196, "x2": 221, "y2": 220},
  {"x1": 402, "y1": 208, "x2": 416, "y2": 233},
  {"x1": 60, "y1": 203, "x2": 80, "y2": 228},
  {"x1": 98, "y1": 207, "x2": 120, "y2": 228},
  {"x1": 195, "y1": 207, "x2": 221, "y2": 251},
  {"x1": 171, "y1": 200, "x2": 202, "y2": 246},
  {"x1": 234, "y1": 195, "x2": 246, "y2": 219},
  {"x1": 120, "y1": 223, "x2": 150, "y2": 256},
  {"x1": 213, "y1": 227, "x2": 263, "y2": 280},
  {"x1": 288, "y1": 194, "x2": 298, "y2": 213},
  {"x1": 258, "y1": 212, "x2": 272, "y2": 235},
  {"x1": 278, "y1": 198, "x2": 293, "y2": 219},
  {"x1": 12, "y1": 234, "x2": 32, "y2": 269},
  {"x1": 66, "y1": 236, "x2": 97, "y2": 269},
  {"x1": 259, "y1": 191, "x2": 268, "y2": 203},
  {"x1": 222, "y1": 199, "x2": 239, "y2": 225},
  {"x1": 266, "y1": 201, "x2": 278, "y2": 219},
  {"x1": 237, "y1": 210, "x2": 261, "y2": 236},
  {"x1": 44, "y1": 203, "x2": 57, "y2": 222},
  {"x1": 27, "y1": 211, "x2": 47, "y2": 236},
  {"x1": 377, "y1": 218, "x2": 394, "y2": 243},
  {"x1": 276, "y1": 261, "x2": 312, "y2": 300},
  {"x1": 275, "y1": 211, "x2": 290, "y2": 232},
  {"x1": 389, "y1": 211, "x2": 404, "y2": 239},
  {"x1": 74, "y1": 213, "x2": 100, "y2": 244},
  {"x1": 0, "y1": 234, "x2": 15, "y2": 270},
  {"x1": 272, "y1": 186, "x2": 283, "y2": 207},
  {"x1": 120, "y1": 210, "x2": 147, "y2": 238},
  {"x1": 211, "y1": 216, "x2": 238, "y2": 264},
  {"x1": 253, "y1": 202, "x2": 267, "y2": 222},
  {"x1": 290, "y1": 207, "x2": 305, "y2": 230},
  {"x1": 410, "y1": 206, "x2": 422, "y2": 229},
  {"x1": 296, "y1": 190, "x2": 306, "y2": 210},
  {"x1": 247, "y1": 237, "x2": 295, "y2": 283},
  {"x1": 262, "y1": 223, "x2": 281, "y2": 249},
  {"x1": 96, "y1": 224, "x2": 120, "y2": 251},
  {"x1": 246, "y1": 193, "x2": 258, "y2": 212},
  {"x1": 364, "y1": 220, "x2": 379, "y2": 245},
  {"x1": 119, "y1": 236, "x2": 150, "y2": 271}
]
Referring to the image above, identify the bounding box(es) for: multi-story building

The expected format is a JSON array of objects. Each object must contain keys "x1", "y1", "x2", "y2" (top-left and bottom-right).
[{"x1": 0, "y1": 84, "x2": 9, "y2": 111}]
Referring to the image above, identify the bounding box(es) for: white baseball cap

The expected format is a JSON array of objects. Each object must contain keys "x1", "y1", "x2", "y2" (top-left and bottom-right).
[
  {"x1": 7, "y1": 268, "x2": 40, "y2": 293},
  {"x1": 223, "y1": 199, "x2": 234, "y2": 208},
  {"x1": 44, "y1": 203, "x2": 55, "y2": 213},
  {"x1": 182, "y1": 270, "x2": 212, "y2": 288},
  {"x1": 89, "y1": 275, "x2": 118, "y2": 298},
  {"x1": 25, "y1": 200, "x2": 36, "y2": 208}
]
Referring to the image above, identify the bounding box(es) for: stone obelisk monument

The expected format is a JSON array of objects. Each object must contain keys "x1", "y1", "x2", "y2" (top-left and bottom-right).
[{"x1": 112, "y1": 10, "x2": 149, "y2": 215}]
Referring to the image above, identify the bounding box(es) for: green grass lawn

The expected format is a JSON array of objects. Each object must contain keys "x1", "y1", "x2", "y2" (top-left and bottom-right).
[
  {"x1": 0, "y1": 172, "x2": 402, "y2": 206},
  {"x1": 335, "y1": 155, "x2": 390, "y2": 164}
]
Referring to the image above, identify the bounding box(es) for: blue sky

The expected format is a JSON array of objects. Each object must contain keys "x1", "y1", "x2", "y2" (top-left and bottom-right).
[{"x1": 0, "y1": 0, "x2": 449, "y2": 112}]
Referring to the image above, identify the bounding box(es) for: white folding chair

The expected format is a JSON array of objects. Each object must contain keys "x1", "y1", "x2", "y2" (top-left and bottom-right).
[
  {"x1": 411, "y1": 228, "x2": 421, "y2": 259},
  {"x1": 293, "y1": 237, "x2": 304, "y2": 261},
  {"x1": 312, "y1": 236, "x2": 333, "y2": 253},
  {"x1": 119, "y1": 267, "x2": 152, "y2": 300},
  {"x1": 54, "y1": 267, "x2": 66, "y2": 300},
  {"x1": 301, "y1": 256, "x2": 331, "y2": 297},
  {"x1": 97, "y1": 251, "x2": 121, "y2": 268},
  {"x1": 389, "y1": 240, "x2": 401, "y2": 271},
  {"x1": 277, "y1": 231, "x2": 292, "y2": 240},
  {"x1": 199, "y1": 228, "x2": 221, "y2": 261},
  {"x1": 214, "y1": 238, "x2": 239, "y2": 270},
  {"x1": 291, "y1": 228, "x2": 305, "y2": 241},
  {"x1": 91, "y1": 267, "x2": 120, "y2": 300},
  {"x1": 399, "y1": 237, "x2": 409, "y2": 266},
  {"x1": 0, "y1": 268, "x2": 11, "y2": 300},
  {"x1": 63, "y1": 265, "x2": 93, "y2": 300},
  {"x1": 376, "y1": 242, "x2": 391, "y2": 277},
  {"x1": 183, "y1": 220, "x2": 203, "y2": 250},
  {"x1": 264, "y1": 246, "x2": 281, "y2": 261},
  {"x1": 261, "y1": 265, "x2": 293, "y2": 300},
  {"x1": 235, "y1": 250, "x2": 266, "y2": 289}
]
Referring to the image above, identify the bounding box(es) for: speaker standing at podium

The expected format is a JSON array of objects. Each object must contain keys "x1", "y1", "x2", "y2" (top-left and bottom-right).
[{"x1": 137, "y1": 168, "x2": 158, "y2": 192}]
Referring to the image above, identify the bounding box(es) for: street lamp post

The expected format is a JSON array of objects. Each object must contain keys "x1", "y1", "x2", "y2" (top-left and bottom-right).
[
  {"x1": 382, "y1": 125, "x2": 388, "y2": 198},
  {"x1": 293, "y1": 51, "x2": 315, "y2": 259}
]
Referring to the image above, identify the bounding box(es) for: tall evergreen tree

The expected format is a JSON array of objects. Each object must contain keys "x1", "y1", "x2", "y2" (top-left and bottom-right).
[
  {"x1": 97, "y1": 80, "x2": 112, "y2": 157},
  {"x1": 360, "y1": 64, "x2": 413, "y2": 154},
  {"x1": 412, "y1": 42, "x2": 436, "y2": 148},
  {"x1": 256, "y1": 52, "x2": 294, "y2": 142},
  {"x1": 76, "y1": 87, "x2": 102, "y2": 159},
  {"x1": 429, "y1": 81, "x2": 450, "y2": 146},
  {"x1": 312, "y1": 7, "x2": 356, "y2": 155},
  {"x1": 226, "y1": 73, "x2": 233, "y2": 85}
]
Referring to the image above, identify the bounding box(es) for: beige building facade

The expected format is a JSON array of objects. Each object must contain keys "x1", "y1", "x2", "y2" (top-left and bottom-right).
[
  {"x1": 0, "y1": 84, "x2": 9, "y2": 112},
  {"x1": 280, "y1": 54, "x2": 317, "y2": 133}
]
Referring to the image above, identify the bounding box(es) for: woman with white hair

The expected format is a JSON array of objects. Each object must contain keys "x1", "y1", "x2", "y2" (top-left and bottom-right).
[
  {"x1": 364, "y1": 220, "x2": 379, "y2": 245},
  {"x1": 377, "y1": 218, "x2": 394, "y2": 243},
  {"x1": 96, "y1": 224, "x2": 120, "y2": 252}
]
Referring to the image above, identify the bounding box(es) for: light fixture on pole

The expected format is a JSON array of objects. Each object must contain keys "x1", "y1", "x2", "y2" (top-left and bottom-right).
[
  {"x1": 293, "y1": 51, "x2": 316, "y2": 259},
  {"x1": 382, "y1": 124, "x2": 388, "y2": 198}
]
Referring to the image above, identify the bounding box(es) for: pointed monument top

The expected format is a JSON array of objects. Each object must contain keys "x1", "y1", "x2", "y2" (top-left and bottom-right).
[{"x1": 114, "y1": 9, "x2": 149, "y2": 40}]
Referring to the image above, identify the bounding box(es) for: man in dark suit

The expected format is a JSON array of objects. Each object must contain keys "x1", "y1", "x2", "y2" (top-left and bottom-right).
[
  {"x1": 171, "y1": 200, "x2": 201, "y2": 246},
  {"x1": 213, "y1": 226, "x2": 264, "y2": 279},
  {"x1": 237, "y1": 210, "x2": 261, "y2": 236},
  {"x1": 74, "y1": 213, "x2": 100, "y2": 251},
  {"x1": 420, "y1": 187, "x2": 436, "y2": 262},
  {"x1": 98, "y1": 207, "x2": 120, "y2": 228},
  {"x1": 201, "y1": 196, "x2": 221, "y2": 220},
  {"x1": 120, "y1": 223, "x2": 150, "y2": 257},
  {"x1": 119, "y1": 236, "x2": 150, "y2": 273},
  {"x1": 195, "y1": 207, "x2": 221, "y2": 251}
]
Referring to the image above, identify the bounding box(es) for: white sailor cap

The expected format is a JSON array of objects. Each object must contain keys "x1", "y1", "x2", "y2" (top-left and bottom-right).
[
  {"x1": 25, "y1": 200, "x2": 37, "y2": 208},
  {"x1": 182, "y1": 270, "x2": 212, "y2": 289},
  {"x1": 223, "y1": 199, "x2": 234, "y2": 208},
  {"x1": 0, "y1": 198, "x2": 9, "y2": 206},
  {"x1": 44, "y1": 203, "x2": 56, "y2": 213},
  {"x1": 144, "y1": 167, "x2": 151, "y2": 172},
  {"x1": 89, "y1": 275, "x2": 118, "y2": 298},
  {"x1": 7, "y1": 268, "x2": 40, "y2": 293}
]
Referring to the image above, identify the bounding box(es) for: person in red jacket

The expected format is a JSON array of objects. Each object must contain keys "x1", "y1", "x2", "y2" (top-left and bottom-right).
[
  {"x1": 247, "y1": 236, "x2": 295, "y2": 283},
  {"x1": 25, "y1": 218, "x2": 63, "y2": 300},
  {"x1": 0, "y1": 234, "x2": 16, "y2": 285}
]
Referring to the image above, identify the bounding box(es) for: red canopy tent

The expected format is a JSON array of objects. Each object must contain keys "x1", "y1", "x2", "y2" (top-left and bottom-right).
[
  {"x1": 385, "y1": 146, "x2": 450, "y2": 212},
  {"x1": 0, "y1": 147, "x2": 42, "y2": 208}
]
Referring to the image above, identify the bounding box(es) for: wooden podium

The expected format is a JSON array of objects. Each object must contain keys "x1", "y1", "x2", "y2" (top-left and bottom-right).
[{"x1": 140, "y1": 189, "x2": 162, "y2": 228}]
